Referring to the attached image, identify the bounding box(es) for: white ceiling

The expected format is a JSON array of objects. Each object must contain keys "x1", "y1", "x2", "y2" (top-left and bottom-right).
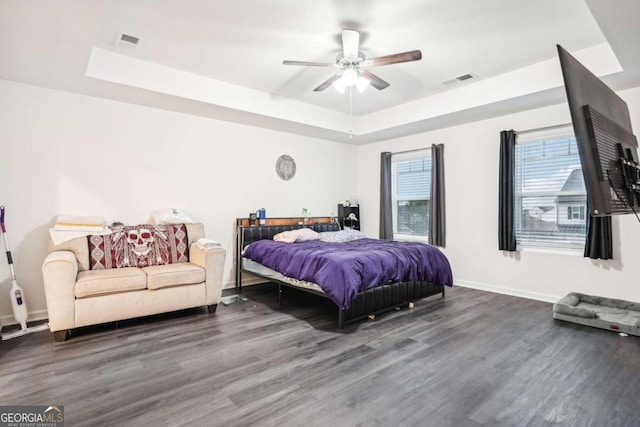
[{"x1": 1, "y1": 0, "x2": 639, "y2": 144}]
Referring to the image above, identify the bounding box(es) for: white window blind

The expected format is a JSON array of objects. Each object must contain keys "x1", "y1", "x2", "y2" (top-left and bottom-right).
[
  {"x1": 515, "y1": 129, "x2": 586, "y2": 252},
  {"x1": 391, "y1": 149, "x2": 431, "y2": 237}
]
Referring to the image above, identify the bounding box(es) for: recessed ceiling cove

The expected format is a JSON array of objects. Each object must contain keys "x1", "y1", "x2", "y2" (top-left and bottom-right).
[{"x1": 1, "y1": 0, "x2": 633, "y2": 143}]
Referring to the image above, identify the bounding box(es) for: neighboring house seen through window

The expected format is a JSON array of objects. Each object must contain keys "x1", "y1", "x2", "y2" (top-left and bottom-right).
[
  {"x1": 392, "y1": 150, "x2": 431, "y2": 238},
  {"x1": 568, "y1": 206, "x2": 585, "y2": 220},
  {"x1": 514, "y1": 131, "x2": 587, "y2": 252}
]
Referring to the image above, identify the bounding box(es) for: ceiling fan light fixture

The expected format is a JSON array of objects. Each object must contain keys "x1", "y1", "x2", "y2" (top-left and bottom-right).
[
  {"x1": 332, "y1": 77, "x2": 348, "y2": 94},
  {"x1": 342, "y1": 68, "x2": 358, "y2": 86},
  {"x1": 332, "y1": 68, "x2": 368, "y2": 93},
  {"x1": 356, "y1": 76, "x2": 370, "y2": 92}
]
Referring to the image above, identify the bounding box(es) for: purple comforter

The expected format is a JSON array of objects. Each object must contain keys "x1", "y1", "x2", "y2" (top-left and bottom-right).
[{"x1": 243, "y1": 238, "x2": 453, "y2": 310}]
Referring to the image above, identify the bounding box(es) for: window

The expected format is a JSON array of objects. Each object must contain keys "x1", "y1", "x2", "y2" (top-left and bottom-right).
[
  {"x1": 567, "y1": 206, "x2": 585, "y2": 221},
  {"x1": 392, "y1": 150, "x2": 431, "y2": 238},
  {"x1": 514, "y1": 131, "x2": 586, "y2": 252}
]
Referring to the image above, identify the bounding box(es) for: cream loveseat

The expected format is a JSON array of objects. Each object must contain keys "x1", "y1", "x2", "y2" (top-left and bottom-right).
[{"x1": 42, "y1": 223, "x2": 225, "y2": 341}]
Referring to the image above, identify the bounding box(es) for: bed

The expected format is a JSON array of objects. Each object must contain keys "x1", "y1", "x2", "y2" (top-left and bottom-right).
[{"x1": 235, "y1": 218, "x2": 453, "y2": 328}]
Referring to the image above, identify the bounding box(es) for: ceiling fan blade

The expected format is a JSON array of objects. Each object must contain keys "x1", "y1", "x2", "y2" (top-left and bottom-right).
[
  {"x1": 313, "y1": 74, "x2": 341, "y2": 91},
  {"x1": 283, "y1": 60, "x2": 334, "y2": 67},
  {"x1": 341, "y1": 29, "x2": 360, "y2": 59},
  {"x1": 361, "y1": 70, "x2": 390, "y2": 90},
  {"x1": 368, "y1": 50, "x2": 422, "y2": 67}
]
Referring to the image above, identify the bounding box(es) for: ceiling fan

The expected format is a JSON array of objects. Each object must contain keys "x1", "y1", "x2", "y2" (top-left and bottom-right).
[{"x1": 283, "y1": 29, "x2": 422, "y2": 93}]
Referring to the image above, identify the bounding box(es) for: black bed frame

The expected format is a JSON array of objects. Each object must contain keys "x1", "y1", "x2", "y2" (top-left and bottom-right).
[{"x1": 235, "y1": 220, "x2": 445, "y2": 329}]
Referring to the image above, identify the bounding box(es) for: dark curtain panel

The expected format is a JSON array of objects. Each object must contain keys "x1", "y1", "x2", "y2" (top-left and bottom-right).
[
  {"x1": 379, "y1": 152, "x2": 393, "y2": 239},
  {"x1": 584, "y1": 202, "x2": 613, "y2": 259},
  {"x1": 498, "y1": 130, "x2": 517, "y2": 251},
  {"x1": 429, "y1": 144, "x2": 446, "y2": 247}
]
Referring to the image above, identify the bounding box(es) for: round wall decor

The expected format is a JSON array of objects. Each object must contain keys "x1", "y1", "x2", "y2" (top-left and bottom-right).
[{"x1": 276, "y1": 154, "x2": 296, "y2": 181}]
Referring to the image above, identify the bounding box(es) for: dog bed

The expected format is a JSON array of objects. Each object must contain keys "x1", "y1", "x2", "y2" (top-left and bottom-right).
[{"x1": 553, "y1": 292, "x2": 640, "y2": 336}]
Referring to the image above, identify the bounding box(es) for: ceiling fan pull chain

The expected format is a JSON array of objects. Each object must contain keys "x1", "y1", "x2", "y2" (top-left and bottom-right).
[{"x1": 349, "y1": 86, "x2": 353, "y2": 142}]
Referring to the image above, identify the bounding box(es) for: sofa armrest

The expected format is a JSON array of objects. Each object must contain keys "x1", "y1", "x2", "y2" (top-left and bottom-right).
[
  {"x1": 42, "y1": 251, "x2": 78, "y2": 332},
  {"x1": 190, "y1": 244, "x2": 226, "y2": 306}
]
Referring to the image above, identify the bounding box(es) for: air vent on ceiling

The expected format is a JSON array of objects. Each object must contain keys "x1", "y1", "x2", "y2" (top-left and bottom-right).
[
  {"x1": 120, "y1": 33, "x2": 140, "y2": 45},
  {"x1": 442, "y1": 73, "x2": 478, "y2": 86}
]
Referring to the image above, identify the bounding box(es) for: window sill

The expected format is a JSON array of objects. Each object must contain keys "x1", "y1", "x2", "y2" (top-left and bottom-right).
[
  {"x1": 393, "y1": 234, "x2": 429, "y2": 243},
  {"x1": 517, "y1": 246, "x2": 584, "y2": 257}
]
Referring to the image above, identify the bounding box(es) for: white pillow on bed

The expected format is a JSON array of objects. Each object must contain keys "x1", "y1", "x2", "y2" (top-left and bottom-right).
[
  {"x1": 273, "y1": 228, "x2": 319, "y2": 243},
  {"x1": 318, "y1": 229, "x2": 368, "y2": 243}
]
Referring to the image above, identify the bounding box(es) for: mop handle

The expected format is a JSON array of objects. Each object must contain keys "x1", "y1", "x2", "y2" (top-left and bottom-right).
[
  {"x1": 0, "y1": 206, "x2": 13, "y2": 271},
  {"x1": 0, "y1": 207, "x2": 15, "y2": 281}
]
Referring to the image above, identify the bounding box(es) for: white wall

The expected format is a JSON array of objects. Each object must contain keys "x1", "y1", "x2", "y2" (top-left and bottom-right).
[
  {"x1": 357, "y1": 86, "x2": 640, "y2": 303},
  {"x1": 0, "y1": 79, "x2": 357, "y2": 323},
  {"x1": 3, "y1": 77, "x2": 640, "y2": 325}
]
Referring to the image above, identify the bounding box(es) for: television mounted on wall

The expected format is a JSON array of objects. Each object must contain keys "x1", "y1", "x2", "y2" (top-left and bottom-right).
[{"x1": 557, "y1": 44, "x2": 640, "y2": 216}]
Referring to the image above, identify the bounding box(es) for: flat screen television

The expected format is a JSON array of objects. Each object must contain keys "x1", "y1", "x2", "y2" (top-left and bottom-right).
[{"x1": 557, "y1": 44, "x2": 640, "y2": 216}]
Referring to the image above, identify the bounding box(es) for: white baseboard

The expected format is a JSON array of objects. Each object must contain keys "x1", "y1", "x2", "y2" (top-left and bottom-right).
[
  {"x1": 0, "y1": 309, "x2": 49, "y2": 327},
  {"x1": 454, "y1": 279, "x2": 561, "y2": 304}
]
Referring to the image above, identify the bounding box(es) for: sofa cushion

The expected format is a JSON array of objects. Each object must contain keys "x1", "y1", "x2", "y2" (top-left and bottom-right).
[
  {"x1": 75, "y1": 268, "x2": 147, "y2": 298},
  {"x1": 89, "y1": 224, "x2": 189, "y2": 269},
  {"x1": 143, "y1": 263, "x2": 205, "y2": 290},
  {"x1": 49, "y1": 236, "x2": 91, "y2": 272},
  {"x1": 185, "y1": 223, "x2": 205, "y2": 245}
]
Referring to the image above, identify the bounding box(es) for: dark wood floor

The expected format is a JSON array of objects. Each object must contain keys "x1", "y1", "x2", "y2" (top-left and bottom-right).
[{"x1": 1, "y1": 284, "x2": 639, "y2": 427}]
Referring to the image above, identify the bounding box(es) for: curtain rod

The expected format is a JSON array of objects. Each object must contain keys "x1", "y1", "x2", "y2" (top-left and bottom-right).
[
  {"x1": 515, "y1": 122, "x2": 572, "y2": 135},
  {"x1": 386, "y1": 147, "x2": 430, "y2": 156}
]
